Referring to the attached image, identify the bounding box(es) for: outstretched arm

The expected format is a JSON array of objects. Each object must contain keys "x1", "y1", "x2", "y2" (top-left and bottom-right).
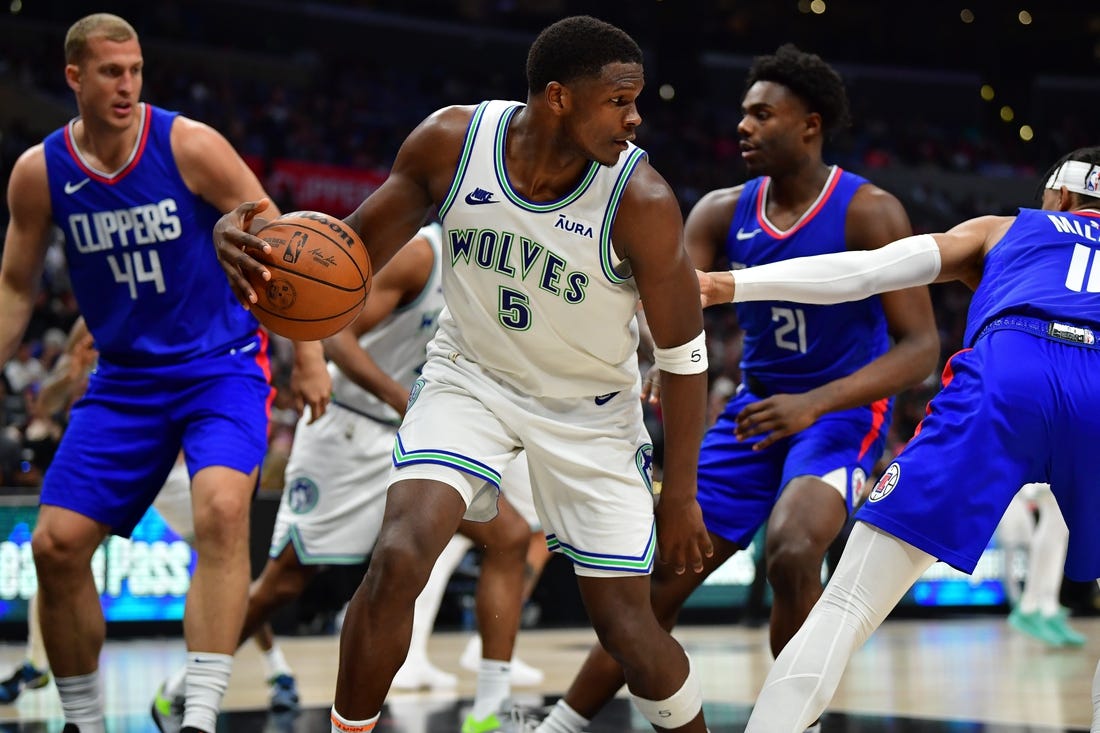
[{"x1": 698, "y1": 215, "x2": 1005, "y2": 307}]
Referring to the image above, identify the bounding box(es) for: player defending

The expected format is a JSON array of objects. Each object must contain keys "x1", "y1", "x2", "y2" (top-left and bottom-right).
[
  {"x1": 536, "y1": 44, "x2": 937, "y2": 733},
  {"x1": 214, "y1": 15, "x2": 714, "y2": 733},
  {"x1": 691, "y1": 148, "x2": 1100, "y2": 731},
  {"x1": 0, "y1": 14, "x2": 330, "y2": 733}
]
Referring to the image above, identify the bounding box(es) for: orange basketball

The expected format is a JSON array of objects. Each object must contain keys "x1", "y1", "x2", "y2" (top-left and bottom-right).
[{"x1": 247, "y1": 211, "x2": 372, "y2": 341}]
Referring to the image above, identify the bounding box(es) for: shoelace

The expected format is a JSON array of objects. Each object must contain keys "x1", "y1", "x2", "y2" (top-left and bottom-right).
[{"x1": 506, "y1": 705, "x2": 542, "y2": 732}]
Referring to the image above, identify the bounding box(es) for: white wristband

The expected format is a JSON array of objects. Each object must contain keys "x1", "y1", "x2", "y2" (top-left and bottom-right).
[
  {"x1": 732, "y1": 234, "x2": 941, "y2": 304},
  {"x1": 653, "y1": 331, "x2": 708, "y2": 375}
]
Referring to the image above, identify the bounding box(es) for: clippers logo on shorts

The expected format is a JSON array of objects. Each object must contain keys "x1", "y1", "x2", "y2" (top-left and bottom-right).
[
  {"x1": 852, "y1": 467, "x2": 867, "y2": 500},
  {"x1": 868, "y1": 462, "x2": 900, "y2": 503},
  {"x1": 287, "y1": 477, "x2": 320, "y2": 514}
]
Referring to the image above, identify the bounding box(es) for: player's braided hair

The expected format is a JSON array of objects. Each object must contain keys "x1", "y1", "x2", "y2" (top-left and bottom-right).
[
  {"x1": 527, "y1": 15, "x2": 642, "y2": 93},
  {"x1": 746, "y1": 44, "x2": 852, "y2": 138},
  {"x1": 1035, "y1": 146, "x2": 1100, "y2": 203}
]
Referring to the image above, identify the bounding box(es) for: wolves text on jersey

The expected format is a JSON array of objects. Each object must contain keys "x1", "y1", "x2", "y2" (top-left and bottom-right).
[{"x1": 447, "y1": 228, "x2": 589, "y2": 304}]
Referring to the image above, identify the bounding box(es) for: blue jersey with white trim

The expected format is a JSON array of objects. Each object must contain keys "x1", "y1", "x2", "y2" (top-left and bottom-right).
[
  {"x1": 43, "y1": 103, "x2": 260, "y2": 365},
  {"x1": 964, "y1": 207, "x2": 1100, "y2": 345},
  {"x1": 727, "y1": 167, "x2": 889, "y2": 393}
]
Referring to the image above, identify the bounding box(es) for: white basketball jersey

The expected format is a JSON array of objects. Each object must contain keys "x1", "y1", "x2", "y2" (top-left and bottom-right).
[
  {"x1": 434, "y1": 100, "x2": 645, "y2": 398},
  {"x1": 330, "y1": 223, "x2": 445, "y2": 423}
]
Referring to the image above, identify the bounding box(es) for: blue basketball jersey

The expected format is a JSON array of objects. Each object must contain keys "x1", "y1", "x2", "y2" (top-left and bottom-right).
[
  {"x1": 965, "y1": 207, "x2": 1100, "y2": 343},
  {"x1": 43, "y1": 103, "x2": 260, "y2": 365},
  {"x1": 727, "y1": 168, "x2": 890, "y2": 393},
  {"x1": 858, "y1": 206, "x2": 1100, "y2": 581}
]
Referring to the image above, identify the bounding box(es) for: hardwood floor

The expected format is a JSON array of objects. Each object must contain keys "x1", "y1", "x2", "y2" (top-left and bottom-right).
[{"x1": 0, "y1": 615, "x2": 1093, "y2": 731}]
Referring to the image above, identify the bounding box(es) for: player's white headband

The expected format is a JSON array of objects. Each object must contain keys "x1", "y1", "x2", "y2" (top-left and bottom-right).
[{"x1": 1045, "y1": 159, "x2": 1100, "y2": 198}]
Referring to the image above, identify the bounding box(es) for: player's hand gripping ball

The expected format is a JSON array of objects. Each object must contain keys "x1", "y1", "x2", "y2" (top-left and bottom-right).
[{"x1": 247, "y1": 211, "x2": 372, "y2": 341}]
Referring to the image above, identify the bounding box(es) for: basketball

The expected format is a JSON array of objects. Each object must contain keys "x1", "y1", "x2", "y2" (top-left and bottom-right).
[{"x1": 247, "y1": 211, "x2": 372, "y2": 341}]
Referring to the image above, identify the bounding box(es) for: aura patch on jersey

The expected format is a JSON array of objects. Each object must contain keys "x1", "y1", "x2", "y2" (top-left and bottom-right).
[{"x1": 868, "y1": 462, "x2": 900, "y2": 502}]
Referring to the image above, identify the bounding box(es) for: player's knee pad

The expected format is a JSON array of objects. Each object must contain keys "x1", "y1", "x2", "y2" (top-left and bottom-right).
[{"x1": 630, "y1": 656, "x2": 702, "y2": 729}]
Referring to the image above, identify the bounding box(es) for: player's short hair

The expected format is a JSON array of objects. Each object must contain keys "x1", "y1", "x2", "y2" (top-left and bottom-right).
[
  {"x1": 1037, "y1": 146, "x2": 1100, "y2": 203},
  {"x1": 526, "y1": 15, "x2": 643, "y2": 93},
  {"x1": 65, "y1": 13, "x2": 138, "y2": 66},
  {"x1": 745, "y1": 44, "x2": 852, "y2": 137}
]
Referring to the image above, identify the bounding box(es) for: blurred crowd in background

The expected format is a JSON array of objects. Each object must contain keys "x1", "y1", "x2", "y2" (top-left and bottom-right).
[{"x1": 1, "y1": 0, "x2": 1097, "y2": 489}]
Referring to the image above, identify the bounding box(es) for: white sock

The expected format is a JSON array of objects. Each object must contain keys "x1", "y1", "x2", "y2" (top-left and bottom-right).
[
  {"x1": 1026, "y1": 490, "x2": 1069, "y2": 617},
  {"x1": 535, "y1": 699, "x2": 590, "y2": 733},
  {"x1": 471, "y1": 659, "x2": 512, "y2": 719},
  {"x1": 55, "y1": 671, "x2": 105, "y2": 732},
  {"x1": 331, "y1": 707, "x2": 379, "y2": 732},
  {"x1": 26, "y1": 592, "x2": 49, "y2": 670},
  {"x1": 262, "y1": 644, "x2": 293, "y2": 681},
  {"x1": 182, "y1": 652, "x2": 233, "y2": 732},
  {"x1": 409, "y1": 534, "x2": 473, "y2": 663}
]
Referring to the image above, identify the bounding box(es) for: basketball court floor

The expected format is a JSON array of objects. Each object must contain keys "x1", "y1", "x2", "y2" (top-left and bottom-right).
[{"x1": 0, "y1": 616, "x2": 1093, "y2": 732}]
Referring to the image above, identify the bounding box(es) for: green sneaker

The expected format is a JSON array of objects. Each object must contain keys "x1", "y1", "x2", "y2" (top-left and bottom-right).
[
  {"x1": 150, "y1": 680, "x2": 184, "y2": 733},
  {"x1": 462, "y1": 709, "x2": 541, "y2": 733},
  {"x1": 1008, "y1": 607, "x2": 1064, "y2": 646},
  {"x1": 463, "y1": 713, "x2": 503, "y2": 733},
  {"x1": 1045, "y1": 609, "x2": 1087, "y2": 646}
]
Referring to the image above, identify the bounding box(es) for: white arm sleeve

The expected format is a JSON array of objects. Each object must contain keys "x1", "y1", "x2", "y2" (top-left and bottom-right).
[{"x1": 732, "y1": 234, "x2": 941, "y2": 304}]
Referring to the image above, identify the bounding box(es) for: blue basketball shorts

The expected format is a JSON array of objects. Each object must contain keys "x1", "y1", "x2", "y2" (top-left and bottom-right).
[
  {"x1": 40, "y1": 339, "x2": 273, "y2": 537},
  {"x1": 858, "y1": 318, "x2": 1100, "y2": 581},
  {"x1": 696, "y1": 383, "x2": 891, "y2": 548}
]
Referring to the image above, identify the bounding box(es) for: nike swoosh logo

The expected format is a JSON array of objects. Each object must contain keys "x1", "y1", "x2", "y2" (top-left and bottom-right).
[
  {"x1": 594, "y1": 391, "x2": 619, "y2": 406},
  {"x1": 735, "y1": 227, "x2": 761, "y2": 240},
  {"x1": 64, "y1": 178, "x2": 91, "y2": 194},
  {"x1": 464, "y1": 191, "x2": 498, "y2": 205}
]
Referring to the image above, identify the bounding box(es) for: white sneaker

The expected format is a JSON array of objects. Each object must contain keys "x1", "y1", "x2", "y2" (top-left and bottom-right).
[
  {"x1": 460, "y1": 636, "x2": 545, "y2": 687},
  {"x1": 391, "y1": 658, "x2": 458, "y2": 690}
]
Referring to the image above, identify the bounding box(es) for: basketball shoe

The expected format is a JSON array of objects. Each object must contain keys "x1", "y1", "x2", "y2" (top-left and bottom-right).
[
  {"x1": 0, "y1": 660, "x2": 51, "y2": 703},
  {"x1": 462, "y1": 706, "x2": 542, "y2": 733},
  {"x1": 392, "y1": 658, "x2": 458, "y2": 690},
  {"x1": 151, "y1": 680, "x2": 184, "y2": 733},
  {"x1": 460, "y1": 637, "x2": 545, "y2": 686},
  {"x1": 268, "y1": 673, "x2": 300, "y2": 713}
]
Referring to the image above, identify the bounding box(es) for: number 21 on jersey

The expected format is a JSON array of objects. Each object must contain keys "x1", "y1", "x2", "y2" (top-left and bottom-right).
[{"x1": 772, "y1": 306, "x2": 807, "y2": 353}]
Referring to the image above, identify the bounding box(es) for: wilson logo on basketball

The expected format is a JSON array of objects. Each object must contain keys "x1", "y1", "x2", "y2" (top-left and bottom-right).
[{"x1": 868, "y1": 462, "x2": 900, "y2": 502}]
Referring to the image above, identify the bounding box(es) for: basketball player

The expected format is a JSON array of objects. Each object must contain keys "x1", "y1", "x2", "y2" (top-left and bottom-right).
[
  {"x1": 153, "y1": 223, "x2": 537, "y2": 733},
  {"x1": 214, "y1": 15, "x2": 714, "y2": 733},
  {"x1": 1000, "y1": 483, "x2": 1085, "y2": 646},
  {"x1": 0, "y1": 319, "x2": 299, "y2": 713},
  {"x1": 536, "y1": 44, "x2": 937, "y2": 733},
  {"x1": 0, "y1": 14, "x2": 331, "y2": 733},
  {"x1": 691, "y1": 147, "x2": 1100, "y2": 731}
]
